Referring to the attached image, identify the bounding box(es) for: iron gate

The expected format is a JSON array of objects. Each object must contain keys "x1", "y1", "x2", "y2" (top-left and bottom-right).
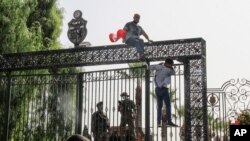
[
  {"x1": 0, "y1": 73, "x2": 78, "y2": 141},
  {"x1": 0, "y1": 38, "x2": 208, "y2": 141},
  {"x1": 80, "y1": 65, "x2": 185, "y2": 141},
  {"x1": 207, "y1": 78, "x2": 250, "y2": 141},
  {"x1": 1, "y1": 64, "x2": 186, "y2": 141}
]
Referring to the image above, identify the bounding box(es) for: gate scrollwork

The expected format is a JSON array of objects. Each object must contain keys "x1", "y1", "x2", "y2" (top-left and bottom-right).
[{"x1": 207, "y1": 78, "x2": 250, "y2": 140}]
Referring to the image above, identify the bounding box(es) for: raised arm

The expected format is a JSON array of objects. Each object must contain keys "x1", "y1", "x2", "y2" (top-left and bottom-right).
[{"x1": 149, "y1": 64, "x2": 163, "y2": 70}]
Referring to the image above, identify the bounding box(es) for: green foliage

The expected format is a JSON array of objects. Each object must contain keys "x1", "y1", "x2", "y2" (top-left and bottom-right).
[
  {"x1": 127, "y1": 63, "x2": 146, "y2": 80},
  {"x1": 0, "y1": 0, "x2": 63, "y2": 53},
  {"x1": 0, "y1": 0, "x2": 76, "y2": 140},
  {"x1": 0, "y1": 0, "x2": 30, "y2": 53},
  {"x1": 26, "y1": 0, "x2": 63, "y2": 50},
  {"x1": 237, "y1": 110, "x2": 250, "y2": 125},
  {"x1": 1, "y1": 75, "x2": 77, "y2": 141},
  {"x1": 0, "y1": 78, "x2": 8, "y2": 140}
]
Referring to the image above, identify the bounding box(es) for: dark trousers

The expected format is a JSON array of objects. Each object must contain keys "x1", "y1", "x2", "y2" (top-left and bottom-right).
[
  {"x1": 155, "y1": 87, "x2": 172, "y2": 124},
  {"x1": 125, "y1": 38, "x2": 144, "y2": 55}
]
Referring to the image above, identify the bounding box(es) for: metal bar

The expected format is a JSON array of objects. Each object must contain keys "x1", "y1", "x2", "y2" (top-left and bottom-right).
[
  {"x1": 184, "y1": 61, "x2": 191, "y2": 141},
  {"x1": 4, "y1": 72, "x2": 12, "y2": 141},
  {"x1": 201, "y1": 40, "x2": 208, "y2": 141},
  {"x1": 145, "y1": 61, "x2": 150, "y2": 141},
  {"x1": 75, "y1": 75, "x2": 80, "y2": 133},
  {"x1": 77, "y1": 73, "x2": 83, "y2": 134}
]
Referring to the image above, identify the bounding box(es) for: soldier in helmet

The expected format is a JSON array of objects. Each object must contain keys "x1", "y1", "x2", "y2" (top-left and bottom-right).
[
  {"x1": 82, "y1": 125, "x2": 91, "y2": 141},
  {"x1": 118, "y1": 92, "x2": 136, "y2": 141},
  {"x1": 91, "y1": 101, "x2": 110, "y2": 141}
]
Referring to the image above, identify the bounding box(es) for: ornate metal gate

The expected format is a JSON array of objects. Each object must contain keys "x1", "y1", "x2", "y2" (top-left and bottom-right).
[
  {"x1": 0, "y1": 73, "x2": 78, "y2": 141},
  {"x1": 207, "y1": 78, "x2": 250, "y2": 141},
  {"x1": 80, "y1": 64, "x2": 185, "y2": 141},
  {"x1": 0, "y1": 38, "x2": 207, "y2": 141}
]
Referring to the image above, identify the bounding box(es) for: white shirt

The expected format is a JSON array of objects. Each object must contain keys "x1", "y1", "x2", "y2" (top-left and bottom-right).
[{"x1": 149, "y1": 64, "x2": 175, "y2": 88}]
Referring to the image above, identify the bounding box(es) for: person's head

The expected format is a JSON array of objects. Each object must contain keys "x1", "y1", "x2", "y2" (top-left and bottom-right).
[
  {"x1": 66, "y1": 134, "x2": 90, "y2": 141},
  {"x1": 83, "y1": 125, "x2": 88, "y2": 131},
  {"x1": 133, "y1": 13, "x2": 140, "y2": 24},
  {"x1": 120, "y1": 92, "x2": 129, "y2": 100},
  {"x1": 96, "y1": 101, "x2": 103, "y2": 111},
  {"x1": 164, "y1": 58, "x2": 174, "y2": 68}
]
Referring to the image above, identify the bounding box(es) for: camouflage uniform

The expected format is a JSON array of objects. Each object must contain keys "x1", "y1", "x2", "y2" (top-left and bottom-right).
[
  {"x1": 118, "y1": 92, "x2": 136, "y2": 141},
  {"x1": 91, "y1": 102, "x2": 110, "y2": 141},
  {"x1": 82, "y1": 125, "x2": 91, "y2": 141}
]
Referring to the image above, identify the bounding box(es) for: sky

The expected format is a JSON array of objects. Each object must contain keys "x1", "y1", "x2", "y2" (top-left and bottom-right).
[{"x1": 58, "y1": 0, "x2": 250, "y2": 88}]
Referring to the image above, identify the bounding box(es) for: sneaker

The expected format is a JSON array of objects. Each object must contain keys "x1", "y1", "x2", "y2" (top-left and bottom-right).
[{"x1": 166, "y1": 122, "x2": 178, "y2": 127}]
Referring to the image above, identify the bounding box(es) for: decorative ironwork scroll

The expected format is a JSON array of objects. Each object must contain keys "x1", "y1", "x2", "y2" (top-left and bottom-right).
[
  {"x1": 0, "y1": 38, "x2": 205, "y2": 71},
  {"x1": 0, "y1": 37, "x2": 207, "y2": 141},
  {"x1": 207, "y1": 78, "x2": 250, "y2": 140}
]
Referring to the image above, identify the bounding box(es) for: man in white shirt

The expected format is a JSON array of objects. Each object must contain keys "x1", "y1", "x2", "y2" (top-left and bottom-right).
[{"x1": 149, "y1": 58, "x2": 178, "y2": 127}]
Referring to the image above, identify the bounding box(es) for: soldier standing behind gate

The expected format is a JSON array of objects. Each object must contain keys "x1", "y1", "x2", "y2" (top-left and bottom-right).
[
  {"x1": 118, "y1": 92, "x2": 136, "y2": 141},
  {"x1": 91, "y1": 101, "x2": 110, "y2": 141}
]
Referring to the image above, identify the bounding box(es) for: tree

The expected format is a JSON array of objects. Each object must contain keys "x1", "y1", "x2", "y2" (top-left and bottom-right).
[
  {"x1": 0, "y1": 1, "x2": 74, "y2": 140},
  {"x1": 26, "y1": 0, "x2": 63, "y2": 51},
  {"x1": 0, "y1": 0, "x2": 62, "y2": 54}
]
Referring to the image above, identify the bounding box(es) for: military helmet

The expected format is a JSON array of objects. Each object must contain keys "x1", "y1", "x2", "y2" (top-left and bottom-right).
[
  {"x1": 96, "y1": 101, "x2": 103, "y2": 107},
  {"x1": 120, "y1": 92, "x2": 129, "y2": 97}
]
